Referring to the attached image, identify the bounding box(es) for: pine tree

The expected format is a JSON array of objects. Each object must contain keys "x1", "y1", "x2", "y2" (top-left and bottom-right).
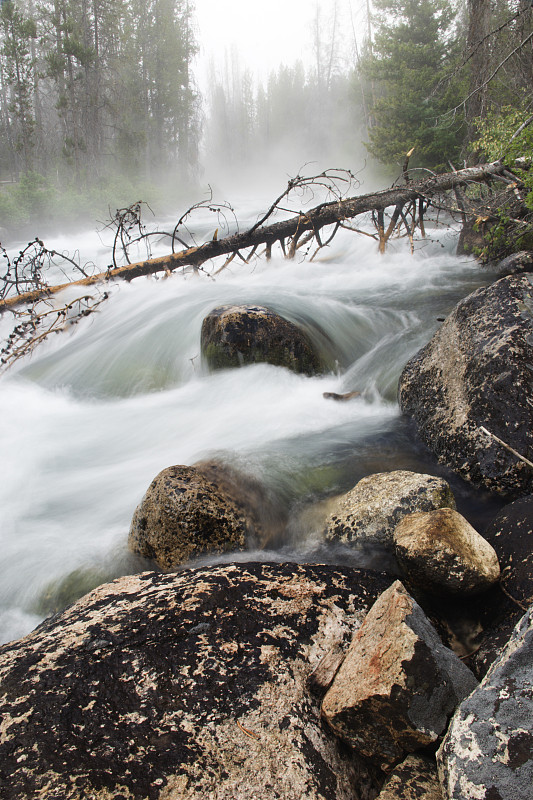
[
  {"x1": 362, "y1": 0, "x2": 465, "y2": 169},
  {"x1": 0, "y1": 0, "x2": 37, "y2": 173}
]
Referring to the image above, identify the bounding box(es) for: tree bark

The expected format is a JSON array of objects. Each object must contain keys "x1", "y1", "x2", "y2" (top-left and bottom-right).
[{"x1": 0, "y1": 160, "x2": 512, "y2": 312}]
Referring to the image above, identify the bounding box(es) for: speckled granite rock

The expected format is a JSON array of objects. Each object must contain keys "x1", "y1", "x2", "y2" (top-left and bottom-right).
[
  {"x1": 321, "y1": 581, "x2": 478, "y2": 770},
  {"x1": 128, "y1": 461, "x2": 278, "y2": 569},
  {"x1": 437, "y1": 604, "x2": 533, "y2": 800},
  {"x1": 376, "y1": 755, "x2": 443, "y2": 800},
  {"x1": 201, "y1": 304, "x2": 323, "y2": 374},
  {"x1": 394, "y1": 508, "x2": 500, "y2": 596},
  {"x1": 324, "y1": 471, "x2": 455, "y2": 550},
  {"x1": 398, "y1": 273, "x2": 533, "y2": 498},
  {"x1": 0, "y1": 562, "x2": 392, "y2": 800}
]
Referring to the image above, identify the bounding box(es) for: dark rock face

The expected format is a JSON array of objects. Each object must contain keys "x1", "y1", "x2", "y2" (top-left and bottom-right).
[
  {"x1": 0, "y1": 562, "x2": 391, "y2": 800},
  {"x1": 437, "y1": 605, "x2": 533, "y2": 800},
  {"x1": 128, "y1": 461, "x2": 279, "y2": 569},
  {"x1": 321, "y1": 581, "x2": 478, "y2": 770},
  {"x1": 398, "y1": 274, "x2": 533, "y2": 498},
  {"x1": 470, "y1": 496, "x2": 533, "y2": 677},
  {"x1": 376, "y1": 755, "x2": 444, "y2": 800},
  {"x1": 201, "y1": 304, "x2": 323, "y2": 374},
  {"x1": 483, "y1": 496, "x2": 533, "y2": 608}
]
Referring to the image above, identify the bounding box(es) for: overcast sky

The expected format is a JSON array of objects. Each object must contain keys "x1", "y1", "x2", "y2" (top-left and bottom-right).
[{"x1": 193, "y1": 0, "x2": 366, "y2": 88}]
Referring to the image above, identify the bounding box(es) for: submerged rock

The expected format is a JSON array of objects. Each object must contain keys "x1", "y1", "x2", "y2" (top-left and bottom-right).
[
  {"x1": 321, "y1": 581, "x2": 478, "y2": 770},
  {"x1": 128, "y1": 461, "x2": 279, "y2": 569},
  {"x1": 437, "y1": 604, "x2": 533, "y2": 800},
  {"x1": 0, "y1": 562, "x2": 391, "y2": 800},
  {"x1": 324, "y1": 470, "x2": 455, "y2": 551},
  {"x1": 201, "y1": 304, "x2": 323, "y2": 374},
  {"x1": 394, "y1": 508, "x2": 500, "y2": 596},
  {"x1": 398, "y1": 273, "x2": 533, "y2": 498}
]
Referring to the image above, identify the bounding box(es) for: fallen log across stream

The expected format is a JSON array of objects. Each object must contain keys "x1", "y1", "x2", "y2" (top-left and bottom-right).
[{"x1": 0, "y1": 160, "x2": 518, "y2": 313}]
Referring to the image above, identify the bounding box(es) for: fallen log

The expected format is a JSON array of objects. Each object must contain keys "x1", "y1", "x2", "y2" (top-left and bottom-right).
[{"x1": 0, "y1": 160, "x2": 512, "y2": 312}]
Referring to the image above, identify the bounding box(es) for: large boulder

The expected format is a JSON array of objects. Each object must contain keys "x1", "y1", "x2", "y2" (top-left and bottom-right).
[
  {"x1": 201, "y1": 304, "x2": 323, "y2": 374},
  {"x1": 394, "y1": 508, "x2": 500, "y2": 596},
  {"x1": 321, "y1": 581, "x2": 478, "y2": 770},
  {"x1": 324, "y1": 470, "x2": 455, "y2": 551},
  {"x1": 0, "y1": 562, "x2": 391, "y2": 800},
  {"x1": 128, "y1": 461, "x2": 279, "y2": 569},
  {"x1": 398, "y1": 273, "x2": 533, "y2": 498},
  {"x1": 437, "y1": 604, "x2": 533, "y2": 800}
]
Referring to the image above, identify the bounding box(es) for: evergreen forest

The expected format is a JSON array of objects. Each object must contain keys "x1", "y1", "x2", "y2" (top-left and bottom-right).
[{"x1": 0, "y1": 0, "x2": 532, "y2": 232}]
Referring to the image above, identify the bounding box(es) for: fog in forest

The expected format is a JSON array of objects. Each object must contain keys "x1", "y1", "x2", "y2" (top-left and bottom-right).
[
  {"x1": 0, "y1": 0, "x2": 531, "y2": 235},
  {"x1": 0, "y1": 0, "x2": 383, "y2": 238}
]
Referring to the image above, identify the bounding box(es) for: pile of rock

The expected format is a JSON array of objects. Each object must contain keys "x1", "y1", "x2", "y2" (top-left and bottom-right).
[
  {"x1": 1, "y1": 264, "x2": 532, "y2": 799},
  {"x1": 0, "y1": 559, "x2": 530, "y2": 799}
]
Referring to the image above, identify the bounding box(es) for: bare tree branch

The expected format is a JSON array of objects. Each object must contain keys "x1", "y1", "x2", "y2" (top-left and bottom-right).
[{"x1": 0, "y1": 161, "x2": 517, "y2": 314}]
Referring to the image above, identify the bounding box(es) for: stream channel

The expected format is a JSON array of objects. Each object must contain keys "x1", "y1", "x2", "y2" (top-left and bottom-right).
[{"x1": 0, "y1": 197, "x2": 506, "y2": 644}]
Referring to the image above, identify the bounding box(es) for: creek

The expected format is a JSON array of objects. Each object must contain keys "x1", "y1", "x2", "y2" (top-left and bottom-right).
[{"x1": 0, "y1": 198, "x2": 504, "y2": 644}]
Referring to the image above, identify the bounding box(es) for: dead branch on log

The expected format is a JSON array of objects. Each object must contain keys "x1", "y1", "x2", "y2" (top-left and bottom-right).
[
  {"x1": 0, "y1": 159, "x2": 525, "y2": 372},
  {"x1": 0, "y1": 161, "x2": 518, "y2": 318}
]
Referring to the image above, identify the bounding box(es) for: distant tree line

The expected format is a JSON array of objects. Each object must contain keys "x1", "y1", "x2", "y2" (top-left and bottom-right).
[
  {"x1": 0, "y1": 0, "x2": 199, "y2": 186},
  {"x1": 0, "y1": 0, "x2": 531, "y2": 231}
]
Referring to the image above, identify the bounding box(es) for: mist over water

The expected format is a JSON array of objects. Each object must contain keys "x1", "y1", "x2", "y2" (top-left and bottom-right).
[{"x1": 0, "y1": 198, "x2": 504, "y2": 644}]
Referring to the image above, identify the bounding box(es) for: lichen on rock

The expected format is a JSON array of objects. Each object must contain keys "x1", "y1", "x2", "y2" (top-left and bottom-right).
[
  {"x1": 321, "y1": 581, "x2": 478, "y2": 770},
  {"x1": 324, "y1": 470, "x2": 456, "y2": 551},
  {"x1": 0, "y1": 562, "x2": 392, "y2": 800},
  {"x1": 128, "y1": 460, "x2": 280, "y2": 569}
]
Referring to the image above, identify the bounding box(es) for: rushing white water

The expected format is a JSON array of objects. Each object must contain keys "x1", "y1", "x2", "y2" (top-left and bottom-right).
[{"x1": 0, "y1": 206, "x2": 500, "y2": 644}]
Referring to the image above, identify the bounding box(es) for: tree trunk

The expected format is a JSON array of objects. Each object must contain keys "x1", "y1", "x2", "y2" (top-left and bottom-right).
[
  {"x1": 0, "y1": 160, "x2": 513, "y2": 311},
  {"x1": 466, "y1": 0, "x2": 491, "y2": 139}
]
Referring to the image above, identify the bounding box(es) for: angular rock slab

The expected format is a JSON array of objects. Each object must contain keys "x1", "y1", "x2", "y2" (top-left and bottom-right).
[
  {"x1": 128, "y1": 461, "x2": 274, "y2": 569},
  {"x1": 437, "y1": 605, "x2": 533, "y2": 800},
  {"x1": 0, "y1": 562, "x2": 391, "y2": 800},
  {"x1": 376, "y1": 755, "x2": 444, "y2": 800},
  {"x1": 394, "y1": 508, "x2": 500, "y2": 596},
  {"x1": 321, "y1": 581, "x2": 478, "y2": 770},
  {"x1": 324, "y1": 470, "x2": 455, "y2": 549},
  {"x1": 201, "y1": 304, "x2": 323, "y2": 374},
  {"x1": 398, "y1": 273, "x2": 533, "y2": 498}
]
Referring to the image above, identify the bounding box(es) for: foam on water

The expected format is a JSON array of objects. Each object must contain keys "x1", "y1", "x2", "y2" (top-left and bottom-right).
[{"x1": 0, "y1": 215, "x2": 494, "y2": 643}]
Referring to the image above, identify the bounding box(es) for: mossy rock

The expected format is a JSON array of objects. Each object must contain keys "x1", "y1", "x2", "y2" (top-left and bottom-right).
[{"x1": 201, "y1": 304, "x2": 324, "y2": 375}]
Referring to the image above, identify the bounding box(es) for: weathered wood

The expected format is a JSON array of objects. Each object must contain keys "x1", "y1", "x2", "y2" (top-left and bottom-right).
[{"x1": 0, "y1": 161, "x2": 510, "y2": 312}]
